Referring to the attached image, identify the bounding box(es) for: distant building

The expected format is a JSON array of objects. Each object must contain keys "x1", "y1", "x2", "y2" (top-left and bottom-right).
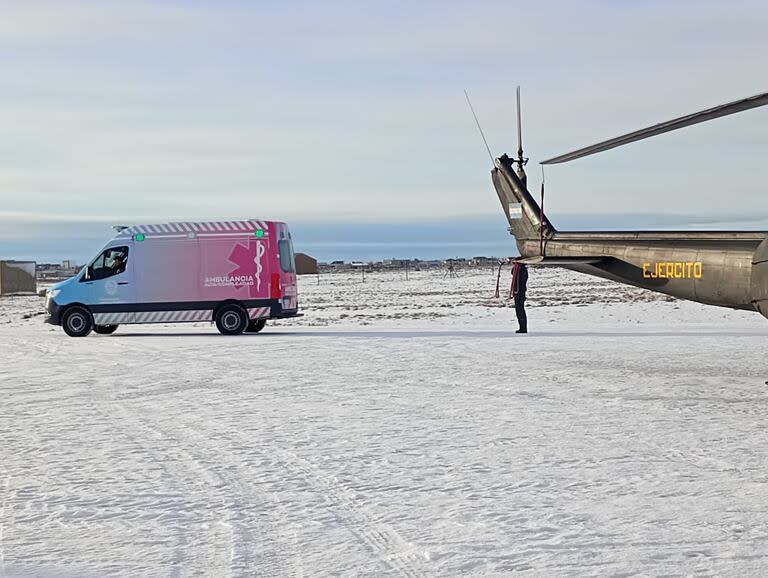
[
  {"x1": 36, "y1": 262, "x2": 80, "y2": 282},
  {"x1": 445, "y1": 258, "x2": 468, "y2": 266},
  {"x1": 471, "y1": 256, "x2": 500, "y2": 266},
  {"x1": 295, "y1": 253, "x2": 319, "y2": 275},
  {"x1": 382, "y1": 259, "x2": 401, "y2": 268},
  {"x1": 0, "y1": 260, "x2": 37, "y2": 295}
]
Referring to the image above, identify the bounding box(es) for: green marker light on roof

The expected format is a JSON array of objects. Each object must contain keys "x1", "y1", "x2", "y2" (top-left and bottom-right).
[
  {"x1": 255, "y1": 229, "x2": 265, "y2": 238},
  {"x1": 134, "y1": 233, "x2": 145, "y2": 242}
]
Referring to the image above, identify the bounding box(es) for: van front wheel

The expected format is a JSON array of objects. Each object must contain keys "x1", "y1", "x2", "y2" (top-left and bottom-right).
[
  {"x1": 62, "y1": 306, "x2": 93, "y2": 337},
  {"x1": 215, "y1": 304, "x2": 248, "y2": 335}
]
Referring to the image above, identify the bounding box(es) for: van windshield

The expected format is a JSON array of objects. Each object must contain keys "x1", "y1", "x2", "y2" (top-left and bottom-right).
[{"x1": 278, "y1": 237, "x2": 295, "y2": 273}]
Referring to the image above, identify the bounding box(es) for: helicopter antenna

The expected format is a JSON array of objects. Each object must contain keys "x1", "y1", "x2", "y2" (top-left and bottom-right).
[{"x1": 464, "y1": 89, "x2": 494, "y2": 165}]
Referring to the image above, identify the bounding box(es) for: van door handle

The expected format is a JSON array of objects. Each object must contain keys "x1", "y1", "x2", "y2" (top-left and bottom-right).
[{"x1": 117, "y1": 282, "x2": 129, "y2": 285}]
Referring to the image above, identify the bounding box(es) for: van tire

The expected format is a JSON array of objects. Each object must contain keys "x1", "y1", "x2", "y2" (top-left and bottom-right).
[
  {"x1": 62, "y1": 306, "x2": 93, "y2": 337},
  {"x1": 94, "y1": 325, "x2": 119, "y2": 335},
  {"x1": 245, "y1": 319, "x2": 267, "y2": 333},
  {"x1": 215, "y1": 304, "x2": 248, "y2": 335}
]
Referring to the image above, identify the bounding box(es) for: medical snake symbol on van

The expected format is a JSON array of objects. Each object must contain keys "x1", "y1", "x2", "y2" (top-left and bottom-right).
[
  {"x1": 225, "y1": 239, "x2": 265, "y2": 297},
  {"x1": 254, "y1": 242, "x2": 266, "y2": 290}
]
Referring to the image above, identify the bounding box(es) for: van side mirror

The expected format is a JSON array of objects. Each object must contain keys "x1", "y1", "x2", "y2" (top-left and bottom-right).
[{"x1": 84, "y1": 266, "x2": 92, "y2": 281}]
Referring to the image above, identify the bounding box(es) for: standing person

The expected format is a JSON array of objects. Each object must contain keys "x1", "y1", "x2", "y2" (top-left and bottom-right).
[{"x1": 511, "y1": 261, "x2": 528, "y2": 333}]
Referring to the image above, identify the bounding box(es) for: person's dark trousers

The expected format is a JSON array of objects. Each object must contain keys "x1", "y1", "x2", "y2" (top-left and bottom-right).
[{"x1": 514, "y1": 294, "x2": 527, "y2": 333}]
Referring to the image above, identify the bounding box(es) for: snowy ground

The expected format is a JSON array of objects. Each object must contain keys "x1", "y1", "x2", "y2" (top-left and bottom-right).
[{"x1": 2, "y1": 267, "x2": 768, "y2": 577}]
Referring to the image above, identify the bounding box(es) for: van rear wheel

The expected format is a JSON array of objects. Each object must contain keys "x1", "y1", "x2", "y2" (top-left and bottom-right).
[
  {"x1": 215, "y1": 304, "x2": 248, "y2": 335},
  {"x1": 62, "y1": 306, "x2": 93, "y2": 337},
  {"x1": 94, "y1": 324, "x2": 119, "y2": 335},
  {"x1": 245, "y1": 319, "x2": 267, "y2": 333}
]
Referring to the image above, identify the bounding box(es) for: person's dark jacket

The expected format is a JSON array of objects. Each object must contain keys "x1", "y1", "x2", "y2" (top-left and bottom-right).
[
  {"x1": 513, "y1": 264, "x2": 528, "y2": 299},
  {"x1": 517, "y1": 265, "x2": 528, "y2": 298}
]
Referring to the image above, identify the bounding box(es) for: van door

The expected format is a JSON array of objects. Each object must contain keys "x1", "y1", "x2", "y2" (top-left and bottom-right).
[{"x1": 80, "y1": 244, "x2": 135, "y2": 324}]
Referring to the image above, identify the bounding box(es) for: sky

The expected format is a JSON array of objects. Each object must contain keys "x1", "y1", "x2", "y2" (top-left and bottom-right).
[{"x1": 1, "y1": 0, "x2": 768, "y2": 261}]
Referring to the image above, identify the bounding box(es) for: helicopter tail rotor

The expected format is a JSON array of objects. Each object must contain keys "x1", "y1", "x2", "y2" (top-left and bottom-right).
[{"x1": 513, "y1": 86, "x2": 529, "y2": 186}]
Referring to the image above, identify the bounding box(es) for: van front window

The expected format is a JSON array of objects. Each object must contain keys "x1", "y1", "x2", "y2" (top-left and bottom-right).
[{"x1": 85, "y1": 246, "x2": 129, "y2": 281}]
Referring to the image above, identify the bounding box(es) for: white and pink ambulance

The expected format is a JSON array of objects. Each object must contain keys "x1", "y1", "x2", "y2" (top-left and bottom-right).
[{"x1": 45, "y1": 220, "x2": 299, "y2": 336}]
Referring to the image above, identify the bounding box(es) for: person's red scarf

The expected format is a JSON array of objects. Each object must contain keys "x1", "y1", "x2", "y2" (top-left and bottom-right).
[{"x1": 511, "y1": 261, "x2": 522, "y2": 297}]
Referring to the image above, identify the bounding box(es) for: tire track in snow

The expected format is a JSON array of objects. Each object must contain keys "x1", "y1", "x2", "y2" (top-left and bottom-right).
[
  {"x1": 158, "y1": 414, "x2": 301, "y2": 578},
  {"x1": 164, "y1": 397, "x2": 424, "y2": 577},
  {"x1": 115, "y1": 335, "x2": 426, "y2": 576},
  {"x1": 97, "y1": 326, "x2": 425, "y2": 578},
  {"x1": 0, "y1": 476, "x2": 13, "y2": 578},
  {"x1": 269, "y1": 448, "x2": 426, "y2": 578},
  {"x1": 83, "y1": 379, "x2": 237, "y2": 577},
  {"x1": 192, "y1": 409, "x2": 425, "y2": 578},
  {"x1": 103, "y1": 343, "x2": 297, "y2": 575}
]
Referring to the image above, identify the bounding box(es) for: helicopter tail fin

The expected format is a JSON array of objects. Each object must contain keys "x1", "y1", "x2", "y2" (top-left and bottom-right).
[{"x1": 492, "y1": 154, "x2": 554, "y2": 253}]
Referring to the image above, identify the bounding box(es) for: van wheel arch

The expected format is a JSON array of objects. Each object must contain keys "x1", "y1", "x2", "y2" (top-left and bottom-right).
[
  {"x1": 61, "y1": 303, "x2": 91, "y2": 320},
  {"x1": 213, "y1": 299, "x2": 245, "y2": 317}
]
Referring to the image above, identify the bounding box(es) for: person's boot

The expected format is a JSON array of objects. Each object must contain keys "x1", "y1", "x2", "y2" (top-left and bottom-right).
[{"x1": 516, "y1": 326, "x2": 527, "y2": 334}]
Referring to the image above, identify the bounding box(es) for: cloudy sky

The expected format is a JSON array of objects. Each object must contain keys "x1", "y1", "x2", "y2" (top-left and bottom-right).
[{"x1": 1, "y1": 0, "x2": 767, "y2": 259}]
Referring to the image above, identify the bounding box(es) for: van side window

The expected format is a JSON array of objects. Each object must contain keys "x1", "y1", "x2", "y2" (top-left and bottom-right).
[
  {"x1": 86, "y1": 246, "x2": 129, "y2": 281},
  {"x1": 278, "y1": 239, "x2": 295, "y2": 273}
]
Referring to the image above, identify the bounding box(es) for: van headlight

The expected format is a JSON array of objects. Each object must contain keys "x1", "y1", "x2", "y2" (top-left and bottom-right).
[{"x1": 48, "y1": 289, "x2": 61, "y2": 300}]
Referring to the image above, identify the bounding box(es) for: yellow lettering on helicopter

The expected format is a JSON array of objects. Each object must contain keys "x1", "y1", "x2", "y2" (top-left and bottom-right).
[{"x1": 642, "y1": 262, "x2": 704, "y2": 279}]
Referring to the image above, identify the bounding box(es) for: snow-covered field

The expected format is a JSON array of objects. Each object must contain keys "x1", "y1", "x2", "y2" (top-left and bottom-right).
[{"x1": 2, "y1": 267, "x2": 768, "y2": 577}]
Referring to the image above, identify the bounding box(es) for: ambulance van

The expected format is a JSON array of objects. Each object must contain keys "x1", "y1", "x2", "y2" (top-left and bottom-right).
[{"x1": 45, "y1": 220, "x2": 299, "y2": 336}]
